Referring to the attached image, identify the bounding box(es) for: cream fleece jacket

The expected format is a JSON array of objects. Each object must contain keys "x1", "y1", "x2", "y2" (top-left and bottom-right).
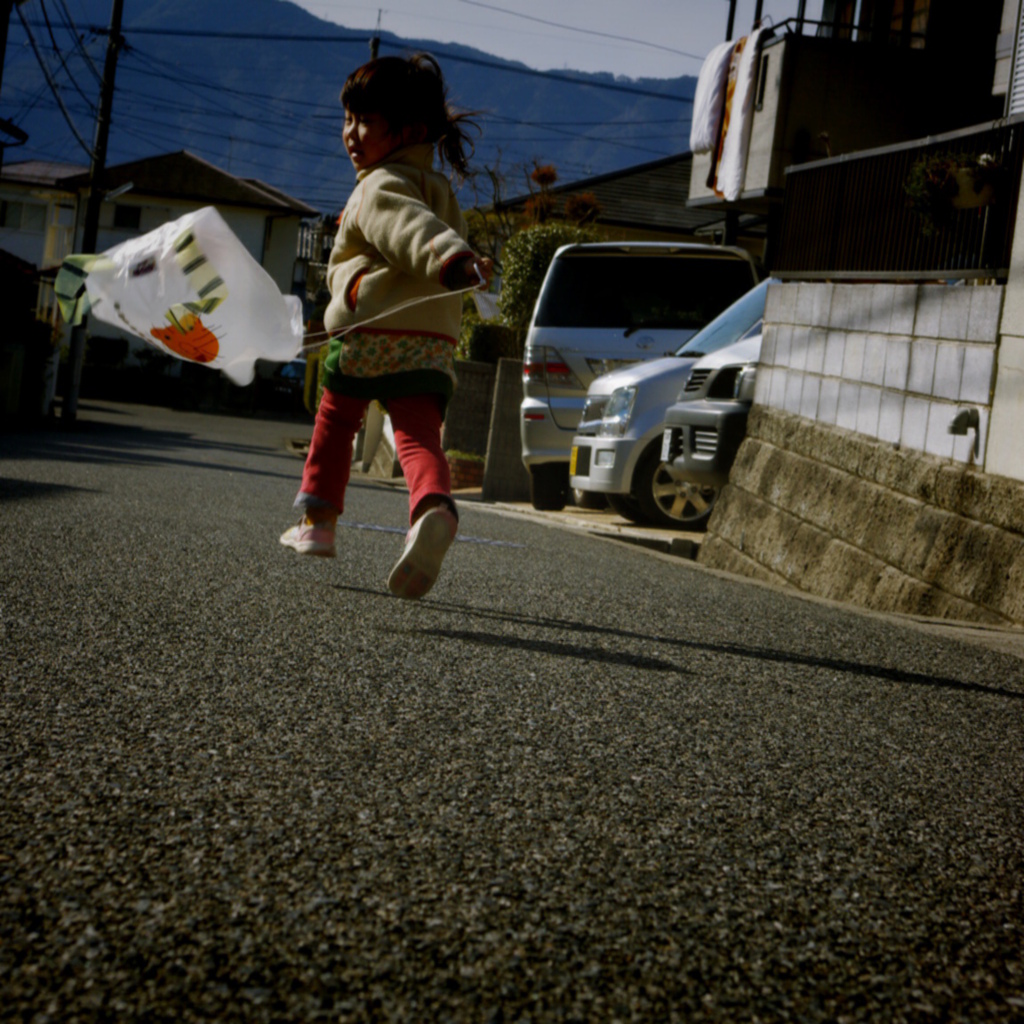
[{"x1": 323, "y1": 144, "x2": 471, "y2": 339}]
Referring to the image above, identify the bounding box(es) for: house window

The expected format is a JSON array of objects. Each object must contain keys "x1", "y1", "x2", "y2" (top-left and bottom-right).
[
  {"x1": 890, "y1": 0, "x2": 929, "y2": 47},
  {"x1": 0, "y1": 200, "x2": 21, "y2": 228},
  {"x1": 113, "y1": 205, "x2": 141, "y2": 230},
  {"x1": 1, "y1": 200, "x2": 46, "y2": 232}
]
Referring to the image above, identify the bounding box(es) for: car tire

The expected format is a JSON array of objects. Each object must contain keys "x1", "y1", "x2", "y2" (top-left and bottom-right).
[
  {"x1": 633, "y1": 444, "x2": 718, "y2": 530},
  {"x1": 530, "y1": 463, "x2": 569, "y2": 511},
  {"x1": 606, "y1": 492, "x2": 645, "y2": 524},
  {"x1": 572, "y1": 488, "x2": 607, "y2": 510}
]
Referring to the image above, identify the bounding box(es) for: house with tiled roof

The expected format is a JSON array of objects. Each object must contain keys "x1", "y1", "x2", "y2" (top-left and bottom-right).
[
  {"x1": 0, "y1": 160, "x2": 85, "y2": 273},
  {"x1": 494, "y1": 152, "x2": 763, "y2": 253},
  {"x1": 0, "y1": 152, "x2": 318, "y2": 415},
  {"x1": 54, "y1": 150, "x2": 317, "y2": 294}
]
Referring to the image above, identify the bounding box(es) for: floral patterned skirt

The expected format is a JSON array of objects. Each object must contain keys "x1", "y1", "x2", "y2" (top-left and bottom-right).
[{"x1": 321, "y1": 328, "x2": 458, "y2": 410}]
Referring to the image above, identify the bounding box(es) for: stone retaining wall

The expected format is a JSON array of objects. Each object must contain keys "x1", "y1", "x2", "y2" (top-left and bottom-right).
[{"x1": 700, "y1": 405, "x2": 1024, "y2": 626}]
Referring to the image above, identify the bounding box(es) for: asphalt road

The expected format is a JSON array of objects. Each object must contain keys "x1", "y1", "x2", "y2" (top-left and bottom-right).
[{"x1": 2, "y1": 400, "x2": 1023, "y2": 1023}]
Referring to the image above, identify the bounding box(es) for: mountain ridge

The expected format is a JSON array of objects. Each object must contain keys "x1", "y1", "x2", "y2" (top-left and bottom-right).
[{"x1": 4, "y1": 0, "x2": 697, "y2": 214}]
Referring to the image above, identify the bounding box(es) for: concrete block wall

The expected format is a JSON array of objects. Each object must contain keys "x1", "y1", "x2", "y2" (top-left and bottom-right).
[
  {"x1": 700, "y1": 280, "x2": 1024, "y2": 625},
  {"x1": 756, "y1": 282, "x2": 1003, "y2": 466}
]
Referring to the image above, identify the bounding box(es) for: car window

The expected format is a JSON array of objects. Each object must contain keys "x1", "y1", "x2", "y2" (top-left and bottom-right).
[
  {"x1": 533, "y1": 253, "x2": 756, "y2": 331},
  {"x1": 675, "y1": 278, "x2": 770, "y2": 357}
]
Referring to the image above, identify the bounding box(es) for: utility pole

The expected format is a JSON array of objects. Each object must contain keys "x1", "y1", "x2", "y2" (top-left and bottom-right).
[
  {"x1": 369, "y1": 8, "x2": 380, "y2": 59},
  {"x1": 62, "y1": 0, "x2": 124, "y2": 424},
  {"x1": 725, "y1": 0, "x2": 736, "y2": 40},
  {"x1": 0, "y1": 1, "x2": 21, "y2": 97},
  {"x1": 0, "y1": 0, "x2": 31, "y2": 174}
]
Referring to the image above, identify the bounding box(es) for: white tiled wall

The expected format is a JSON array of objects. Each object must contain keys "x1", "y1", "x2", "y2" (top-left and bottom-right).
[{"x1": 756, "y1": 282, "x2": 1003, "y2": 467}]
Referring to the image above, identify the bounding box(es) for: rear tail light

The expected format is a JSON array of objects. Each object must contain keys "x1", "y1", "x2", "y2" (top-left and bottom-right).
[{"x1": 522, "y1": 346, "x2": 582, "y2": 389}]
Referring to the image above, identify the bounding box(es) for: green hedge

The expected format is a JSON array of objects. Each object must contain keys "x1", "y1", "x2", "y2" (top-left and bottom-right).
[
  {"x1": 456, "y1": 321, "x2": 521, "y2": 363},
  {"x1": 498, "y1": 223, "x2": 599, "y2": 344}
]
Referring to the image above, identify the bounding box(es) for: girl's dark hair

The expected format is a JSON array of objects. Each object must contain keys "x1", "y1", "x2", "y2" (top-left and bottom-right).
[{"x1": 341, "y1": 53, "x2": 478, "y2": 180}]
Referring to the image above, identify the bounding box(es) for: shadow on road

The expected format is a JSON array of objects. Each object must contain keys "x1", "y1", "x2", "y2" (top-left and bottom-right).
[
  {"x1": 1, "y1": 414, "x2": 306, "y2": 486},
  {"x1": 331, "y1": 583, "x2": 1024, "y2": 701},
  {"x1": 0, "y1": 478, "x2": 97, "y2": 502}
]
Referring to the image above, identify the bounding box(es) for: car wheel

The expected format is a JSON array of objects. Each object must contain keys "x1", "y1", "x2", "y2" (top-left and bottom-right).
[
  {"x1": 572, "y1": 487, "x2": 607, "y2": 510},
  {"x1": 529, "y1": 463, "x2": 569, "y2": 511},
  {"x1": 634, "y1": 445, "x2": 718, "y2": 530},
  {"x1": 605, "y1": 492, "x2": 645, "y2": 524}
]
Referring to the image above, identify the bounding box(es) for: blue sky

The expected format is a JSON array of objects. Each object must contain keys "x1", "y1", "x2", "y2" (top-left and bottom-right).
[{"x1": 293, "y1": 0, "x2": 826, "y2": 81}]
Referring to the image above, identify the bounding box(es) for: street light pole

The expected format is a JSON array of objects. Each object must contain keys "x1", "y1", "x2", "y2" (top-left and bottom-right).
[{"x1": 62, "y1": 0, "x2": 124, "y2": 424}]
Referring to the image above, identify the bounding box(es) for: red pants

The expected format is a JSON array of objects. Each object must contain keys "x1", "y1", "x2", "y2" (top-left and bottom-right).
[{"x1": 299, "y1": 388, "x2": 453, "y2": 526}]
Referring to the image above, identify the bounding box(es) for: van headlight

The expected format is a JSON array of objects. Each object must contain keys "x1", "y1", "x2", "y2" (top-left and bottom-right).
[
  {"x1": 597, "y1": 386, "x2": 637, "y2": 437},
  {"x1": 734, "y1": 365, "x2": 757, "y2": 403},
  {"x1": 580, "y1": 394, "x2": 609, "y2": 425}
]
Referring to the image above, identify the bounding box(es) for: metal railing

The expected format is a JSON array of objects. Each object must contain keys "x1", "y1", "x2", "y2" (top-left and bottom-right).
[
  {"x1": 297, "y1": 219, "x2": 334, "y2": 263},
  {"x1": 35, "y1": 274, "x2": 61, "y2": 327},
  {"x1": 772, "y1": 119, "x2": 1024, "y2": 281}
]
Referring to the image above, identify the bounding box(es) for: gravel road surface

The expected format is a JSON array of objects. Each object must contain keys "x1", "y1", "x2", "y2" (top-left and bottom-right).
[{"x1": 2, "y1": 401, "x2": 1022, "y2": 1023}]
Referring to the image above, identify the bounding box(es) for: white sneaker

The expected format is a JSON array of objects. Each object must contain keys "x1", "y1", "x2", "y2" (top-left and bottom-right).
[
  {"x1": 387, "y1": 505, "x2": 458, "y2": 599},
  {"x1": 279, "y1": 515, "x2": 337, "y2": 557}
]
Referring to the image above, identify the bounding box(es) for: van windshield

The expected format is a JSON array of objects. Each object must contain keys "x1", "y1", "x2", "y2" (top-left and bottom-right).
[
  {"x1": 675, "y1": 279, "x2": 770, "y2": 357},
  {"x1": 533, "y1": 253, "x2": 756, "y2": 331}
]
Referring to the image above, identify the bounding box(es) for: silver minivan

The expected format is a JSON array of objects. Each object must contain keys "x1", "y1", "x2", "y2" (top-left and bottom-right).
[
  {"x1": 569, "y1": 279, "x2": 768, "y2": 529},
  {"x1": 520, "y1": 242, "x2": 759, "y2": 510}
]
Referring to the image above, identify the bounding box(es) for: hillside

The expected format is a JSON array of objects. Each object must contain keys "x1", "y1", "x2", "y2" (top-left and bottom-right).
[{"x1": 2, "y1": 0, "x2": 697, "y2": 214}]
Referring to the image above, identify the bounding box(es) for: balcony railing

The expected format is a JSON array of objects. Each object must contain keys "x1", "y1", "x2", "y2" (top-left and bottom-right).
[{"x1": 772, "y1": 118, "x2": 1024, "y2": 281}]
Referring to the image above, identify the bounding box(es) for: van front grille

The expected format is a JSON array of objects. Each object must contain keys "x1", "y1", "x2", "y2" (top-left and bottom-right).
[
  {"x1": 685, "y1": 368, "x2": 712, "y2": 393},
  {"x1": 693, "y1": 428, "x2": 718, "y2": 455}
]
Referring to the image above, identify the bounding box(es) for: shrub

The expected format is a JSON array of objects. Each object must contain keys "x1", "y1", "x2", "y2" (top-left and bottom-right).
[
  {"x1": 456, "y1": 321, "x2": 521, "y2": 363},
  {"x1": 498, "y1": 223, "x2": 599, "y2": 345},
  {"x1": 904, "y1": 151, "x2": 1003, "y2": 237}
]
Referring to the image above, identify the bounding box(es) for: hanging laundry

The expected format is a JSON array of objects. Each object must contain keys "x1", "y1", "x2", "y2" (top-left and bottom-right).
[
  {"x1": 715, "y1": 26, "x2": 773, "y2": 202},
  {"x1": 690, "y1": 39, "x2": 737, "y2": 154}
]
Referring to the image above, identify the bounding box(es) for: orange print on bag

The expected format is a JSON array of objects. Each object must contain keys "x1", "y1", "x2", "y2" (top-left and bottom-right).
[{"x1": 150, "y1": 310, "x2": 220, "y2": 363}]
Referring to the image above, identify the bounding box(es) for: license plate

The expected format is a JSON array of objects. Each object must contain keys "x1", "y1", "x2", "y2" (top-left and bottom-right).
[
  {"x1": 569, "y1": 445, "x2": 578, "y2": 475},
  {"x1": 660, "y1": 429, "x2": 674, "y2": 462}
]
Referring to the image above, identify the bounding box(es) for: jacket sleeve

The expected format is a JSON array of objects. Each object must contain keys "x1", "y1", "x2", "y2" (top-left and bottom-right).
[{"x1": 356, "y1": 170, "x2": 472, "y2": 285}]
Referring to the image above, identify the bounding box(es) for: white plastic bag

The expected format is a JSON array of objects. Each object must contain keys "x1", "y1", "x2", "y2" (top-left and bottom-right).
[{"x1": 56, "y1": 206, "x2": 303, "y2": 385}]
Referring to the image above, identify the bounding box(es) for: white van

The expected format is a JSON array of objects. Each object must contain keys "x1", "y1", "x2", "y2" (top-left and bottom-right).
[{"x1": 520, "y1": 242, "x2": 759, "y2": 510}]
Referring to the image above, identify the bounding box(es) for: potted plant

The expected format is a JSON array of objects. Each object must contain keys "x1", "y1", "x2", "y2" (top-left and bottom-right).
[
  {"x1": 445, "y1": 449, "x2": 485, "y2": 489},
  {"x1": 904, "y1": 151, "x2": 1003, "y2": 236}
]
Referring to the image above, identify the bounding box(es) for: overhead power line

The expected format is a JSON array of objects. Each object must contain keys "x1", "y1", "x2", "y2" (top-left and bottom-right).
[
  {"x1": 38, "y1": 0, "x2": 96, "y2": 110},
  {"x1": 55, "y1": 0, "x2": 106, "y2": 84},
  {"x1": 15, "y1": 4, "x2": 94, "y2": 157},
  {"x1": 73, "y1": 24, "x2": 693, "y2": 105},
  {"x1": 456, "y1": 0, "x2": 704, "y2": 61}
]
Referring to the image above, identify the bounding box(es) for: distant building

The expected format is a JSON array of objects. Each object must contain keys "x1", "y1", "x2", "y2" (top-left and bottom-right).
[
  {"x1": 494, "y1": 153, "x2": 761, "y2": 253},
  {"x1": 0, "y1": 160, "x2": 84, "y2": 272},
  {"x1": 55, "y1": 150, "x2": 318, "y2": 294},
  {"x1": 1, "y1": 150, "x2": 318, "y2": 345}
]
